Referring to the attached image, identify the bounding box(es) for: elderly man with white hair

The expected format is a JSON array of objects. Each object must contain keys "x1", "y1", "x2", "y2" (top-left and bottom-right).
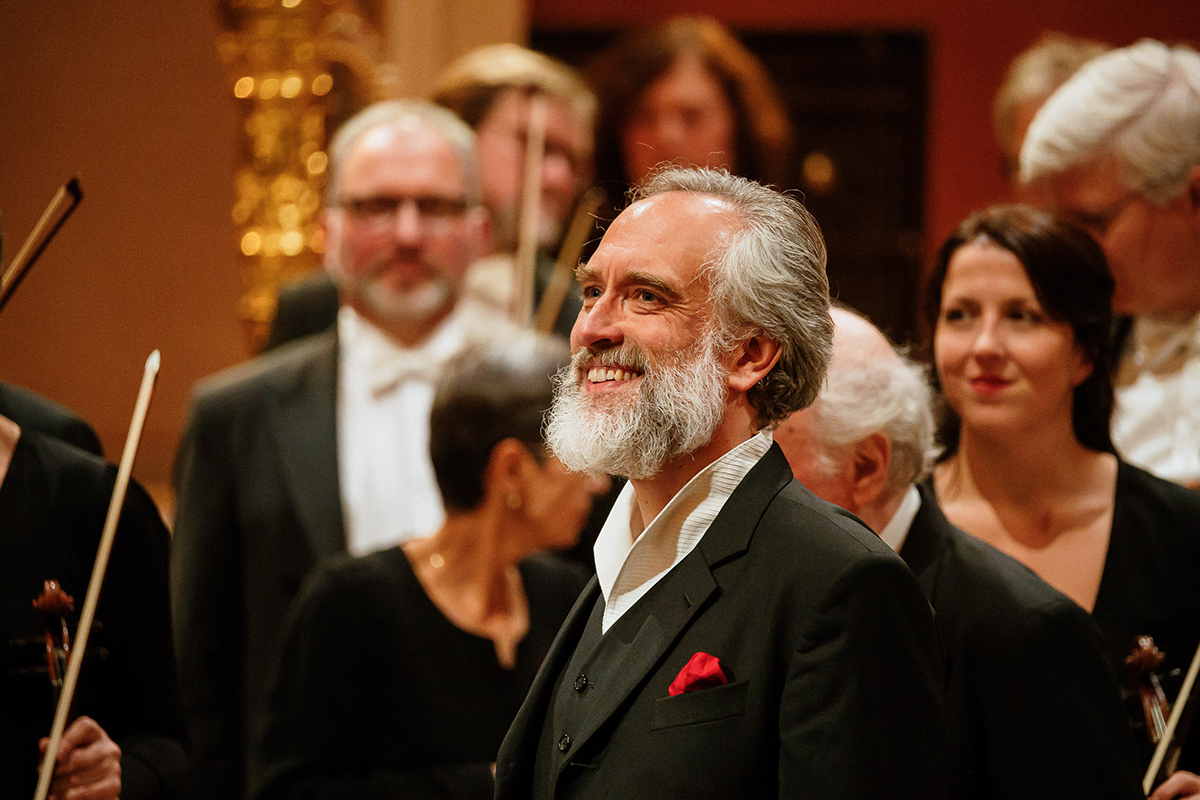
[
  {"x1": 1021, "y1": 39, "x2": 1200, "y2": 486},
  {"x1": 776, "y1": 306, "x2": 1149, "y2": 799}
]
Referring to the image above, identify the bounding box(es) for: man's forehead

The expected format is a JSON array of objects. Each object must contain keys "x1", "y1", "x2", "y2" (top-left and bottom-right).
[
  {"x1": 592, "y1": 191, "x2": 738, "y2": 273},
  {"x1": 340, "y1": 123, "x2": 465, "y2": 193}
]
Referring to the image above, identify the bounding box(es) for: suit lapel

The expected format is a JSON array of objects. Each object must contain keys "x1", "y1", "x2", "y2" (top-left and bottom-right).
[
  {"x1": 558, "y1": 554, "x2": 718, "y2": 764},
  {"x1": 272, "y1": 333, "x2": 345, "y2": 558},
  {"x1": 899, "y1": 484, "x2": 953, "y2": 598},
  {"x1": 557, "y1": 443, "x2": 794, "y2": 766}
]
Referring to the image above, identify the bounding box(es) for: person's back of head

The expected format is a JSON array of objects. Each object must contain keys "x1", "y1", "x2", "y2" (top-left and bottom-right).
[{"x1": 1021, "y1": 39, "x2": 1200, "y2": 203}]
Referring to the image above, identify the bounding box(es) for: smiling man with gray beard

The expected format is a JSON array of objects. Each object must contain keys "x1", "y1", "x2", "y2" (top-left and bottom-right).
[{"x1": 495, "y1": 166, "x2": 949, "y2": 800}]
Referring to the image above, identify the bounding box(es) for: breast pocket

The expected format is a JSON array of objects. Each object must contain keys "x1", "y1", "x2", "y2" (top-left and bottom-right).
[{"x1": 650, "y1": 679, "x2": 748, "y2": 730}]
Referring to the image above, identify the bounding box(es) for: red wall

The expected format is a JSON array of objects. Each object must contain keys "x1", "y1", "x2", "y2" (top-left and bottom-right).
[{"x1": 531, "y1": 0, "x2": 1200, "y2": 261}]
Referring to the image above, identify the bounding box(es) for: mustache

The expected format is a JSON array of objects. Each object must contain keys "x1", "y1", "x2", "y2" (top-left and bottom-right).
[{"x1": 570, "y1": 342, "x2": 652, "y2": 379}]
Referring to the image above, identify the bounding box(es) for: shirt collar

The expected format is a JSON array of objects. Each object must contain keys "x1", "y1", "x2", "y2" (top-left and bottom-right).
[
  {"x1": 593, "y1": 430, "x2": 773, "y2": 631},
  {"x1": 878, "y1": 484, "x2": 921, "y2": 553}
]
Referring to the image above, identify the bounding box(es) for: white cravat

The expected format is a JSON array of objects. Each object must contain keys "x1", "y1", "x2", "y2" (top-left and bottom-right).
[
  {"x1": 594, "y1": 431, "x2": 773, "y2": 633},
  {"x1": 1113, "y1": 313, "x2": 1200, "y2": 486},
  {"x1": 336, "y1": 303, "x2": 504, "y2": 555}
]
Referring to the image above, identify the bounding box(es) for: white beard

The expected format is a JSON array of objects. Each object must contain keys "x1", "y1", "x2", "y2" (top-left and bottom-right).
[{"x1": 545, "y1": 331, "x2": 729, "y2": 479}]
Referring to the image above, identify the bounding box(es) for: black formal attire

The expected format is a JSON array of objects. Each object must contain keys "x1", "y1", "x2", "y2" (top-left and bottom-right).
[
  {"x1": 1, "y1": 431, "x2": 185, "y2": 799},
  {"x1": 172, "y1": 332, "x2": 345, "y2": 800},
  {"x1": 901, "y1": 485, "x2": 1143, "y2": 799},
  {"x1": 1093, "y1": 461, "x2": 1200, "y2": 773},
  {"x1": 0, "y1": 382, "x2": 103, "y2": 456},
  {"x1": 253, "y1": 549, "x2": 587, "y2": 800},
  {"x1": 264, "y1": 273, "x2": 340, "y2": 351},
  {"x1": 495, "y1": 445, "x2": 948, "y2": 799}
]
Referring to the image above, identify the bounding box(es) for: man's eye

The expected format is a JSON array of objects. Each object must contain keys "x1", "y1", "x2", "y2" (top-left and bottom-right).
[
  {"x1": 416, "y1": 197, "x2": 468, "y2": 219},
  {"x1": 581, "y1": 286, "x2": 602, "y2": 300},
  {"x1": 636, "y1": 290, "x2": 660, "y2": 303},
  {"x1": 352, "y1": 198, "x2": 397, "y2": 217}
]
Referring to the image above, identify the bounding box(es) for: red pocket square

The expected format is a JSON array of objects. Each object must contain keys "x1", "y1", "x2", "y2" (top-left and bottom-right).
[{"x1": 668, "y1": 652, "x2": 728, "y2": 697}]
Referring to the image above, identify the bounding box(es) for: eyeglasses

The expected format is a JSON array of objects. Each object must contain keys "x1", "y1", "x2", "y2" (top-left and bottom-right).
[
  {"x1": 337, "y1": 195, "x2": 472, "y2": 231},
  {"x1": 1064, "y1": 192, "x2": 1141, "y2": 237}
]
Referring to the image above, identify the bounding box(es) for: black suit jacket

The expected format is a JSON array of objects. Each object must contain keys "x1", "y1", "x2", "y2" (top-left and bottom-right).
[
  {"x1": 900, "y1": 486, "x2": 1144, "y2": 799},
  {"x1": 171, "y1": 331, "x2": 346, "y2": 800},
  {"x1": 495, "y1": 445, "x2": 948, "y2": 799},
  {"x1": 0, "y1": 381, "x2": 103, "y2": 456}
]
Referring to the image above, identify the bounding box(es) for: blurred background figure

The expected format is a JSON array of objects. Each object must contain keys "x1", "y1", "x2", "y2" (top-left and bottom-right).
[
  {"x1": 1021, "y1": 40, "x2": 1200, "y2": 487},
  {"x1": 173, "y1": 100, "x2": 502, "y2": 800},
  {"x1": 776, "y1": 306, "x2": 1143, "y2": 799},
  {"x1": 268, "y1": 44, "x2": 595, "y2": 348},
  {"x1": 252, "y1": 331, "x2": 604, "y2": 800},
  {"x1": 925, "y1": 204, "x2": 1200, "y2": 790},
  {"x1": 992, "y1": 32, "x2": 1110, "y2": 197},
  {"x1": 586, "y1": 16, "x2": 792, "y2": 205}
]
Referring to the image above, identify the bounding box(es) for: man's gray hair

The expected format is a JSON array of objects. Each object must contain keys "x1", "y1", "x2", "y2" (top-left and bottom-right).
[
  {"x1": 812, "y1": 331, "x2": 939, "y2": 489},
  {"x1": 326, "y1": 99, "x2": 482, "y2": 206},
  {"x1": 631, "y1": 167, "x2": 833, "y2": 424},
  {"x1": 1021, "y1": 39, "x2": 1200, "y2": 203}
]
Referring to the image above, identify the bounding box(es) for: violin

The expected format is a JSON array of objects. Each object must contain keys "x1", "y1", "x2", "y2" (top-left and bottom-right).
[
  {"x1": 30, "y1": 580, "x2": 75, "y2": 708},
  {"x1": 1126, "y1": 635, "x2": 1200, "y2": 793}
]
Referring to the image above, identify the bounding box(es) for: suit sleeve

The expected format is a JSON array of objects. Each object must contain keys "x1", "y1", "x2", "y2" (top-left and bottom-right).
[
  {"x1": 981, "y1": 602, "x2": 1144, "y2": 798},
  {"x1": 252, "y1": 568, "x2": 494, "y2": 800},
  {"x1": 779, "y1": 552, "x2": 949, "y2": 799},
  {"x1": 171, "y1": 395, "x2": 246, "y2": 799}
]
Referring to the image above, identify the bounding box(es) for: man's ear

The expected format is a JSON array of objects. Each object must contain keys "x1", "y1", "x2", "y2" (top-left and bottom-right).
[
  {"x1": 1188, "y1": 165, "x2": 1200, "y2": 228},
  {"x1": 468, "y1": 206, "x2": 494, "y2": 261},
  {"x1": 726, "y1": 333, "x2": 782, "y2": 393},
  {"x1": 849, "y1": 433, "x2": 891, "y2": 510}
]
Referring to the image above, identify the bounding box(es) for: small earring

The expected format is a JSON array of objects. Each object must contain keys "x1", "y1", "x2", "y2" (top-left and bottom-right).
[{"x1": 506, "y1": 493, "x2": 522, "y2": 510}]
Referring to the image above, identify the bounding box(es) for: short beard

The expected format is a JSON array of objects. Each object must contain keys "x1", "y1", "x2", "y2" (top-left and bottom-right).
[
  {"x1": 332, "y1": 253, "x2": 455, "y2": 324},
  {"x1": 545, "y1": 330, "x2": 730, "y2": 479}
]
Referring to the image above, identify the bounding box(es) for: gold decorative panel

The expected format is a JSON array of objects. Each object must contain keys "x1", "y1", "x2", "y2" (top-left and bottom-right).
[{"x1": 216, "y1": 0, "x2": 385, "y2": 350}]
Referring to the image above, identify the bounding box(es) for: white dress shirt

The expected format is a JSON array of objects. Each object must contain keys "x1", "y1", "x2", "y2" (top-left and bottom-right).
[
  {"x1": 336, "y1": 301, "x2": 507, "y2": 555},
  {"x1": 593, "y1": 431, "x2": 773, "y2": 633},
  {"x1": 1113, "y1": 313, "x2": 1200, "y2": 486},
  {"x1": 877, "y1": 485, "x2": 921, "y2": 554}
]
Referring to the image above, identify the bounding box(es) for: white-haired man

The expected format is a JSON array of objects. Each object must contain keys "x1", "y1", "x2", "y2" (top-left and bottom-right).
[
  {"x1": 1021, "y1": 39, "x2": 1200, "y2": 486},
  {"x1": 172, "y1": 100, "x2": 504, "y2": 799},
  {"x1": 776, "y1": 306, "x2": 1150, "y2": 799},
  {"x1": 495, "y1": 168, "x2": 948, "y2": 799}
]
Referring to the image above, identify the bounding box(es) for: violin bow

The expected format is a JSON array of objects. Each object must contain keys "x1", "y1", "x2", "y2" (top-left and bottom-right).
[
  {"x1": 511, "y1": 95, "x2": 548, "y2": 327},
  {"x1": 1144, "y1": 639, "x2": 1200, "y2": 794},
  {"x1": 33, "y1": 351, "x2": 160, "y2": 800},
  {"x1": 0, "y1": 177, "x2": 83, "y2": 314},
  {"x1": 534, "y1": 187, "x2": 604, "y2": 335}
]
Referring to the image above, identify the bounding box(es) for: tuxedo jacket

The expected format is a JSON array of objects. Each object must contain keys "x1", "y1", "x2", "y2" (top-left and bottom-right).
[
  {"x1": 495, "y1": 445, "x2": 948, "y2": 799},
  {"x1": 171, "y1": 331, "x2": 346, "y2": 800},
  {"x1": 900, "y1": 486, "x2": 1143, "y2": 799}
]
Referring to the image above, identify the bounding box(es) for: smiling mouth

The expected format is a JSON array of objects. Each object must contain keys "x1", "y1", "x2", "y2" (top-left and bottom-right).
[{"x1": 586, "y1": 366, "x2": 643, "y2": 383}]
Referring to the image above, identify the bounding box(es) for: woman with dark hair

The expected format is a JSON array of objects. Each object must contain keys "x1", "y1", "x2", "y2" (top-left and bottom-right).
[
  {"x1": 254, "y1": 332, "x2": 608, "y2": 800},
  {"x1": 586, "y1": 16, "x2": 793, "y2": 195},
  {"x1": 926, "y1": 204, "x2": 1200, "y2": 789}
]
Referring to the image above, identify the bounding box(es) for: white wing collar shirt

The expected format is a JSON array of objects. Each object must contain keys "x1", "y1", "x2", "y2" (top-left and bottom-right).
[
  {"x1": 1113, "y1": 312, "x2": 1200, "y2": 486},
  {"x1": 336, "y1": 301, "x2": 505, "y2": 556},
  {"x1": 594, "y1": 430, "x2": 773, "y2": 634}
]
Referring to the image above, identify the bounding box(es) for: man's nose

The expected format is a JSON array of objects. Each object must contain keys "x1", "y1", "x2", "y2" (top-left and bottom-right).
[
  {"x1": 392, "y1": 199, "x2": 424, "y2": 243},
  {"x1": 571, "y1": 292, "x2": 623, "y2": 351},
  {"x1": 541, "y1": 151, "x2": 575, "y2": 195}
]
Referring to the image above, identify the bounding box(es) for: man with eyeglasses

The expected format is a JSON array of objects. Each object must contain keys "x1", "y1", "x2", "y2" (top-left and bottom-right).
[
  {"x1": 171, "y1": 100, "x2": 509, "y2": 800},
  {"x1": 1021, "y1": 40, "x2": 1200, "y2": 487}
]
